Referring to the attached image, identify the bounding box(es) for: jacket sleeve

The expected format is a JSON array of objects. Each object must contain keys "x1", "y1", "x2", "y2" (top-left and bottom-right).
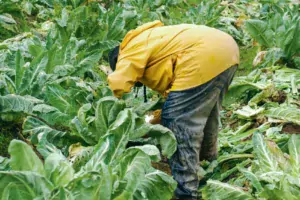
[{"x1": 107, "y1": 42, "x2": 149, "y2": 98}]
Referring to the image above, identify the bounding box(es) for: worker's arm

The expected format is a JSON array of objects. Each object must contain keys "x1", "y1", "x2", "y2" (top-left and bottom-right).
[{"x1": 108, "y1": 41, "x2": 150, "y2": 98}]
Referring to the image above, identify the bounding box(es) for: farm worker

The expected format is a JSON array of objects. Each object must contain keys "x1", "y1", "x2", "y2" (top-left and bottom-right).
[{"x1": 108, "y1": 20, "x2": 239, "y2": 200}]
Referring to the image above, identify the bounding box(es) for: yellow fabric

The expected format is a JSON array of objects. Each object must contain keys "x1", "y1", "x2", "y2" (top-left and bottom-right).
[{"x1": 108, "y1": 20, "x2": 240, "y2": 98}]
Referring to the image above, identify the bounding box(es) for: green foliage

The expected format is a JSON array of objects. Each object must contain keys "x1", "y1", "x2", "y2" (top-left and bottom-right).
[
  {"x1": 245, "y1": 4, "x2": 300, "y2": 67},
  {"x1": 205, "y1": 63, "x2": 299, "y2": 198},
  {"x1": 185, "y1": 0, "x2": 225, "y2": 26},
  {"x1": 265, "y1": 106, "x2": 300, "y2": 125},
  {"x1": 204, "y1": 134, "x2": 300, "y2": 199},
  {"x1": 0, "y1": 136, "x2": 176, "y2": 199},
  {"x1": 0, "y1": 0, "x2": 299, "y2": 199},
  {"x1": 203, "y1": 180, "x2": 255, "y2": 200},
  {"x1": 8, "y1": 140, "x2": 45, "y2": 175}
]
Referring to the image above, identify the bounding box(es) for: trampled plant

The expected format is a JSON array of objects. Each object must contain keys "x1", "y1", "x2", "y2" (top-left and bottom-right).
[{"x1": 203, "y1": 133, "x2": 300, "y2": 200}]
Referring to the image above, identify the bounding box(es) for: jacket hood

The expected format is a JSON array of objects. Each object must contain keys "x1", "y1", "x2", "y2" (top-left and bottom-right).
[{"x1": 120, "y1": 20, "x2": 164, "y2": 50}]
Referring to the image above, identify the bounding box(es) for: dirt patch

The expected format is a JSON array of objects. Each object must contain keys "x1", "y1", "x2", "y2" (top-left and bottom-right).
[
  {"x1": 152, "y1": 161, "x2": 172, "y2": 175},
  {"x1": 0, "y1": 121, "x2": 22, "y2": 157},
  {"x1": 270, "y1": 90, "x2": 287, "y2": 104},
  {"x1": 283, "y1": 124, "x2": 300, "y2": 134}
]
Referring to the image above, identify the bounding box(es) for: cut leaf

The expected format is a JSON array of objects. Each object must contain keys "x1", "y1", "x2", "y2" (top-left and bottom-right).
[
  {"x1": 234, "y1": 106, "x2": 265, "y2": 119},
  {"x1": 288, "y1": 134, "x2": 300, "y2": 173},
  {"x1": 252, "y1": 132, "x2": 279, "y2": 173},
  {"x1": 202, "y1": 180, "x2": 255, "y2": 200},
  {"x1": 265, "y1": 106, "x2": 300, "y2": 125},
  {"x1": 238, "y1": 167, "x2": 263, "y2": 193}
]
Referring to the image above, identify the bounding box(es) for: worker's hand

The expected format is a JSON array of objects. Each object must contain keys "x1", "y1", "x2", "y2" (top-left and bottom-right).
[{"x1": 148, "y1": 109, "x2": 162, "y2": 125}]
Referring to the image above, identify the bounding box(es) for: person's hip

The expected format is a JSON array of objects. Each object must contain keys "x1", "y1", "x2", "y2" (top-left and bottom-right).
[{"x1": 162, "y1": 65, "x2": 238, "y2": 119}]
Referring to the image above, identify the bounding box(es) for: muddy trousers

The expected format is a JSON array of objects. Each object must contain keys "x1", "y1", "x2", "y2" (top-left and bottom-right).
[{"x1": 162, "y1": 66, "x2": 237, "y2": 200}]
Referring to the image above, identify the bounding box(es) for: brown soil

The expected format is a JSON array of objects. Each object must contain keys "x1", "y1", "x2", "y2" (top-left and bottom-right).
[
  {"x1": 0, "y1": 121, "x2": 21, "y2": 157},
  {"x1": 270, "y1": 90, "x2": 287, "y2": 104},
  {"x1": 152, "y1": 161, "x2": 172, "y2": 175},
  {"x1": 283, "y1": 124, "x2": 300, "y2": 134}
]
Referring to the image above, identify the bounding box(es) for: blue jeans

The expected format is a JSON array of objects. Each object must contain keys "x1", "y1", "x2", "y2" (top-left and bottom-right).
[{"x1": 162, "y1": 66, "x2": 237, "y2": 199}]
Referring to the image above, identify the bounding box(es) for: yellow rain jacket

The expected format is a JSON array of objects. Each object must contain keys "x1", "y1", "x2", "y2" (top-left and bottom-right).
[{"x1": 108, "y1": 21, "x2": 239, "y2": 98}]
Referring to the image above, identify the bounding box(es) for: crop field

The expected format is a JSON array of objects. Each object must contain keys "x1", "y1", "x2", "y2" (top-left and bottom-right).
[{"x1": 0, "y1": 0, "x2": 299, "y2": 199}]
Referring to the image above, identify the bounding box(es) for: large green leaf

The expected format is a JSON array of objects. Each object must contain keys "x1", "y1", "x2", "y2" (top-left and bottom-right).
[
  {"x1": 80, "y1": 109, "x2": 133, "y2": 173},
  {"x1": 245, "y1": 19, "x2": 273, "y2": 48},
  {"x1": 0, "y1": 14, "x2": 17, "y2": 33},
  {"x1": 133, "y1": 170, "x2": 177, "y2": 200},
  {"x1": 131, "y1": 123, "x2": 177, "y2": 158},
  {"x1": 71, "y1": 103, "x2": 96, "y2": 145},
  {"x1": 238, "y1": 167, "x2": 263, "y2": 193},
  {"x1": 22, "y1": 116, "x2": 69, "y2": 158},
  {"x1": 128, "y1": 145, "x2": 161, "y2": 162},
  {"x1": 2, "y1": 183, "x2": 25, "y2": 200},
  {"x1": 223, "y1": 82, "x2": 261, "y2": 108},
  {"x1": 283, "y1": 18, "x2": 300, "y2": 59},
  {"x1": 71, "y1": 116, "x2": 96, "y2": 145},
  {"x1": 107, "y1": 13, "x2": 126, "y2": 40},
  {"x1": 45, "y1": 84, "x2": 75, "y2": 115},
  {"x1": 265, "y1": 106, "x2": 300, "y2": 125},
  {"x1": 8, "y1": 140, "x2": 45, "y2": 175},
  {"x1": 18, "y1": 52, "x2": 47, "y2": 95},
  {"x1": 33, "y1": 104, "x2": 72, "y2": 126},
  {"x1": 252, "y1": 132, "x2": 279, "y2": 173},
  {"x1": 0, "y1": 94, "x2": 42, "y2": 113},
  {"x1": 202, "y1": 180, "x2": 255, "y2": 200},
  {"x1": 105, "y1": 109, "x2": 134, "y2": 162},
  {"x1": 78, "y1": 136, "x2": 111, "y2": 174},
  {"x1": 56, "y1": 8, "x2": 69, "y2": 28},
  {"x1": 0, "y1": 171, "x2": 53, "y2": 200},
  {"x1": 53, "y1": 64, "x2": 76, "y2": 77},
  {"x1": 44, "y1": 153, "x2": 74, "y2": 187},
  {"x1": 288, "y1": 134, "x2": 300, "y2": 173},
  {"x1": 95, "y1": 97, "x2": 126, "y2": 139},
  {"x1": 112, "y1": 149, "x2": 152, "y2": 200},
  {"x1": 0, "y1": 14, "x2": 17, "y2": 25},
  {"x1": 265, "y1": 139, "x2": 292, "y2": 171},
  {"x1": 70, "y1": 163, "x2": 112, "y2": 200},
  {"x1": 73, "y1": 52, "x2": 101, "y2": 76}
]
